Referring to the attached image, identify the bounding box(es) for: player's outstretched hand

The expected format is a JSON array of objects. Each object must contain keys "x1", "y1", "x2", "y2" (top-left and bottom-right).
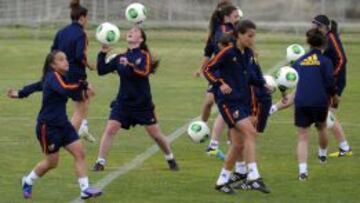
[
  {"x1": 7, "y1": 89, "x2": 19, "y2": 99},
  {"x1": 101, "y1": 44, "x2": 112, "y2": 53}
]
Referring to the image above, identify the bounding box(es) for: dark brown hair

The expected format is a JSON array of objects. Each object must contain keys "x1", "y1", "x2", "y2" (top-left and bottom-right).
[{"x1": 70, "y1": 0, "x2": 88, "y2": 21}]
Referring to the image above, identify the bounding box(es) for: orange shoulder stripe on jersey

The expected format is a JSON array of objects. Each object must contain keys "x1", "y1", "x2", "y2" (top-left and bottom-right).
[
  {"x1": 203, "y1": 45, "x2": 233, "y2": 83},
  {"x1": 54, "y1": 72, "x2": 79, "y2": 90},
  {"x1": 223, "y1": 104, "x2": 235, "y2": 125},
  {"x1": 131, "y1": 50, "x2": 151, "y2": 77},
  {"x1": 329, "y1": 33, "x2": 345, "y2": 76}
]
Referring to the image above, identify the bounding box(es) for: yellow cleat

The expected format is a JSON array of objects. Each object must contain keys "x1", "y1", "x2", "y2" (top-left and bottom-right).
[{"x1": 329, "y1": 148, "x2": 353, "y2": 157}]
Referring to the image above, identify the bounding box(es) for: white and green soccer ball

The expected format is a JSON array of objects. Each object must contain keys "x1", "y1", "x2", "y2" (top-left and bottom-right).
[
  {"x1": 96, "y1": 22, "x2": 120, "y2": 45},
  {"x1": 187, "y1": 121, "x2": 210, "y2": 143},
  {"x1": 275, "y1": 66, "x2": 299, "y2": 89},
  {"x1": 264, "y1": 75, "x2": 277, "y2": 93},
  {"x1": 125, "y1": 3, "x2": 148, "y2": 24},
  {"x1": 326, "y1": 111, "x2": 336, "y2": 129},
  {"x1": 286, "y1": 44, "x2": 306, "y2": 64}
]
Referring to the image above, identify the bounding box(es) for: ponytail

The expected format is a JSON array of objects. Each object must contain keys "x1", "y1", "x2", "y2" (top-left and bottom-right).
[
  {"x1": 41, "y1": 50, "x2": 61, "y2": 82},
  {"x1": 330, "y1": 20, "x2": 338, "y2": 34},
  {"x1": 208, "y1": 3, "x2": 237, "y2": 44},
  {"x1": 70, "y1": 0, "x2": 88, "y2": 21},
  {"x1": 139, "y1": 29, "x2": 160, "y2": 74}
]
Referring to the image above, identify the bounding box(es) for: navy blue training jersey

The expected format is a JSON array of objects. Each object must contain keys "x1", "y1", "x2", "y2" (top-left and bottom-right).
[
  {"x1": 293, "y1": 49, "x2": 336, "y2": 107},
  {"x1": 204, "y1": 23, "x2": 235, "y2": 58},
  {"x1": 203, "y1": 45, "x2": 252, "y2": 104},
  {"x1": 52, "y1": 22, "x2": 88, "y2": 81},
  {"x1": 37, "y1": 71, "x2": 82, "y2": 126},
  {"x1": 97, "y1": 48, "x2": 154, "y2": 110}
]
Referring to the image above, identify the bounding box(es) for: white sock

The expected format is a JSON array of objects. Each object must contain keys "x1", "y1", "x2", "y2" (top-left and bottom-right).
[
  {"x1": 216, "y1": 168, "x2": 231, "y2": 185},
  {"x1": 25, "y1": 170, "x2": 39, "y2": 185},
  {"x1": 318, "y1": 148, "x2": 327, "y2": 157},
  {"x1": 339, "y1": 141, "x2": 350, "y2": 151},
  {"x1": 247, "y1": 162, "x2": 260, "y2": 180},
  {"x1": 96, "y1": 158, "x2": 106, "y2": 165},
  {"x1": 299, "y1": 163, "x2": 308, "y2": 174},
  {"x1": 165, "y1": 153, "x2": 174, "y2": 161},
  {"x1": 78, "y1": 177, "x2": 89, "y2": 191},
  {"x1": 208, "y1": 139, "x2": 219, "y2": 149},
  {"x1": 235, "y1": 162, "x2": 247, "y2": 175}
]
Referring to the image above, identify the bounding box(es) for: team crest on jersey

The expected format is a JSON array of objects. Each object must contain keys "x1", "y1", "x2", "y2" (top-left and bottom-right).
[
  {"x1": 233, "y1": 110, "x2": 240, "y2": 119},
  {"x1": 233, "y1": 57, "x2": 237, "y2": 62},
  {"x1": 301, "y1": 54, "x2": 321, "y2": 66},
  {"x1": 135, "y1": 58, "x2": 142, "y2": 65},
  {"x1": 48, "y1": 144, "x2": 55, "y2": 152}
]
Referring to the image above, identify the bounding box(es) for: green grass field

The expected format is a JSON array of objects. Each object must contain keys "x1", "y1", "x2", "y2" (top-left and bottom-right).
[{"x1": 0, "y1": 28, "x2": 359, "y2": 203}]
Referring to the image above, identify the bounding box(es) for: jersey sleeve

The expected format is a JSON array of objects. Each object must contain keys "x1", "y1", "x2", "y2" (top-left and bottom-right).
[
  {"x1": 50, "y1": 72, "x2": 82, "y2": 99},
  {"x1": 328, "y1": 33, "x2": 347, "y2": 77},
  {"x1": 128, "y1": 51, "x2": 152, "y2": 78},
  {"x1": 321, "y1": 58, "x2": 337, "y2": 96},
  {"x1": 203, "y1": 45, "x2": 233, "y2": 85},
  {"x1": 18, "y1": 81, "x2": 43, "y2": 98},
  {"x1": 97, "y1": 52, "x2": 119, "y2": 76},
  {"x1": 75, "y1": 32, "x2": 88, "y2": 67}
]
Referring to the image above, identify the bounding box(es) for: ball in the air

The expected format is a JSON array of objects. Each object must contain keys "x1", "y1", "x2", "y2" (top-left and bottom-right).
[
  {"x1": 286, "y1": 44, "x2": 306, "y2": 64},
  {"x1": 96, "y1": 22, "x2": 120, "y2": 45},
  {"x1": 275, "y1": 66, "x2": 299, "y2": 89},
  {"x1": 125, "y1": 3, "x2": 148, "y2": 24},
  {"x1": 187, "y1": 121, "x2": 210, "y2": 144}
]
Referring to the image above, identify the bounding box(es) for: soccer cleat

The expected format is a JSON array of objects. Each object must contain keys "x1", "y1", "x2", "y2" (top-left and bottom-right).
[
  {"x1": 206, "y1": 148, "x2": 226, "y2": 160},
  {"x1": 298, "y1": 173, "x2": 308, "y2": 181},
  {"x1": 215, "y1": 183, "x2": 235, "y2": 194},
  {"x1": 228, "y1": 173, "x2": 248, "y2": 190},
  {"x1": 78, "y1": 124, "x2": 96, "y2": 143},
  {"x1": 21, "y1": 177, "x2": 32, "y2": 199},
  {"x1": 80, "y1": 187, "x2": 102, "y2": 200},
  {"x1": 318, "y1": 155, "x2": 327, "y2": 164},
  {"x1": 246, "y1": 178, "x2": 271, "y2": 194},
  {"x1": 167, "y1": 159, "x2": 179, "y2": 171},
  {"x1": 92, "y1": 162, "x2": 105, "y2": 172},
  {"x1": 329, "y1": 148, "x2": 353, "y2": 158}
]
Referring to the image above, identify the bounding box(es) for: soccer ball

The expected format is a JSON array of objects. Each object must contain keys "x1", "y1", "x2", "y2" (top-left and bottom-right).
[
  {"x1": 96, "y1": 22, "x2": 120, "y2": 45},
  {"x1": 275, "y1": 66, "x2": 299, "y2": 89},
  {"x1": 125, "y1": 3, "x2": 148, "y2": 24},
  {"x1": 187, "y1": 121, "x2": 210, "y2": 143},
  {"x1": 326, "y1": 111, "x2": 336, "y2": 129},
  {"x1": 237, "y1": 7, "x2": 244, "y2": 20},
  {"x1": 286, "y1": 44, "x2": 306, "y2": 64},
  {"x1": 263, "y1": 75, "x2": 277, "y2": 93}
]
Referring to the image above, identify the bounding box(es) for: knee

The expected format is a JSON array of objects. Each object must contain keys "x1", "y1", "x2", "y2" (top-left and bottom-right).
[
  {"x1": 47, "y1": 158, "x2": 59, "y2": 169},
  {"x1": 105, "y1": 126, "x2": 119, "y2": 137},
  {"x1": 75, "y1": 149, "x2": 86, "y2": 161}
]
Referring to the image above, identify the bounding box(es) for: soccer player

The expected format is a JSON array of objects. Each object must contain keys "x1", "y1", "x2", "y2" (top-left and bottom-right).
[
  {"x1": 204, "y1": 20, "x2": 270, "y2": 194},
  {"x1": 8, "y1": 0, "x2": 96, "y2": 143},
  {"x1": 195, "y1": 2, "x2": 239, "y2": 158},
  {"x1": 292, "y1": 28, "x2": 338, "y2": 180},
  {"x1": 312, "y1": 15, "x2": 352, "y2": 157},
  {"x1": 92, "y1": 27, "x2": 179, "y2": 171},
  {"x1": 18, "y1": 51, "x2": 101, "y2": 200}
]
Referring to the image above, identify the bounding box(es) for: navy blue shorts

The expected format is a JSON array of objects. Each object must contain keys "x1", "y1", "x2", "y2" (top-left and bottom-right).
[
  {"x1": 36, "y1": 122, "x2": 79, "y2": 154},
  {"x1": 109, "y1": 104, "x2": 157, "y2": 130},
  {"x1": 295, "y1": 106, "x2": 328, "y2": 128},
  {"x1": 252, "y1": 99, "x2": 272, "y2": 133},
  {"x1": 217, "y1": 101, "x2": 251, "y2": 129}
]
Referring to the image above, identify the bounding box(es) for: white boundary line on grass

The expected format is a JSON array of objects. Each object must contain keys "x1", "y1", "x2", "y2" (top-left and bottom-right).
[{"x1": 69, "y1": 116, "x2": 200, "y2": 203}]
